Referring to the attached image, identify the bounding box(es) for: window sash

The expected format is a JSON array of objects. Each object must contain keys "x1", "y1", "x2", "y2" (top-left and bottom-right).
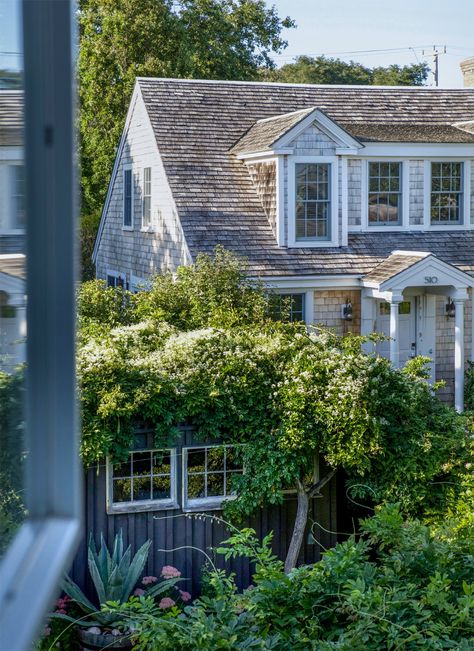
[
  {"x1": 430, "y1": 162, "x2": 463, "y2": 224},
  {"x1": 271, "y1": 293, "x2": 305, "y2": 323},
  {"x1": 123, "y1": 168, "x2": 132, "y2": 227},
  {"x1": 295, "y1": 163, "x2": 331, "y2": 241},
  {"x1": 368, "y1": 162, "x2": 402, "y2": 225},
  {"x1": 183, "y1": 445, "x2": 243, "y2": 510},
  {"x1": 10, "y1": 165, "x2": 26, "y2": 229}
]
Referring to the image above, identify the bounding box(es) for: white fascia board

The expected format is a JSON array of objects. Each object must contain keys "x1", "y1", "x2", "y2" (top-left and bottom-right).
[
  {"x1": 252, "y1": 275, "x2": 362, "y2": 289},
  {"x1": 236, "y1": 148, "x2": 293, "y2": 161},
  {"x1": 272, "y1": 108, "x2": 363, "y2": 151},
  {"x1": 92, "y1": 82, "x2": 141, "y2": 263},
  {"x1": 359, "y1": 143, "x2": 474, "y2": 157}
]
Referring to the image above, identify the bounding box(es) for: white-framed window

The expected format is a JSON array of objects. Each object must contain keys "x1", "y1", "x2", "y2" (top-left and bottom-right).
[
  {"x1": 270, "y1": 292, "x2": 306, "y2": 322},
  {"x1": 123, "y1": 165, "x2": 133, "y2": 229},
  {"x1": 430, "y1": 162, "x2": 463, "y2": 225},
  {"x1": 288, "y1": 156, "x2": 339, "y2": 247},
  {"x1": 106, "y1": 269, "x2": 128, "y2": 289},
  {"x1": 183, "y1": 445, "x2": 243, "y2": 511},
  {"x1": 106, "y1": 431, "x2": 178, "y2": 514},
  {"x1": 142, "y1": 167, "x2": 152, "y2": 229},
  {"x1": 368, "y1": 161, "x2": 402, "y2": 226},
  {"x1": 130, "y1": 274, "x2": 149, "y2": 293}
]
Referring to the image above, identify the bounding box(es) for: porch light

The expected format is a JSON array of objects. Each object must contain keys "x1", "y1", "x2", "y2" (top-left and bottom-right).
[
  {"x1": 446, "y1": 298, "x2": 456, "y2": 318},
  {"x1": 341, "y1": 299, "x2": 353, "y2": 321}
]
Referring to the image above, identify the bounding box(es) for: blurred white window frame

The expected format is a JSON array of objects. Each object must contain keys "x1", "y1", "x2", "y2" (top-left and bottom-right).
[{"x1": 0, "y1": 2, "x2": 81, "y2": 650}]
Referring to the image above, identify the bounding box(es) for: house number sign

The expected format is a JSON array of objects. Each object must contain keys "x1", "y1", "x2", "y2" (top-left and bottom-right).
[{"x1": 424, "y1": 276, "x2": 438, "y2": 284}]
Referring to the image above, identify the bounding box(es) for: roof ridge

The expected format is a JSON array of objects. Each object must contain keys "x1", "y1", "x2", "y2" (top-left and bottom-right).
[
  {"x1": 136, "y1": 77, "x2": 474, "y2": 91},
  {"x1": 255, "y1": 106, "x2": 315, "y2": 124}
]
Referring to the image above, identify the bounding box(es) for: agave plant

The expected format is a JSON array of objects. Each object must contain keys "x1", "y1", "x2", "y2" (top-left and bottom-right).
[{"x1": 53, "y1": 530, "x2": 181, "y2": 627}]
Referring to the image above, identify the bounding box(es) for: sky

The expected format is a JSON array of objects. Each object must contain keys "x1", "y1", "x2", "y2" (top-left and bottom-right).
[
  {"x1": 0, "y1": 0, "x2": 473, "y2": 87},
  {"x1": 270, "y1": 0, "x2": 474, "y2": 87}
]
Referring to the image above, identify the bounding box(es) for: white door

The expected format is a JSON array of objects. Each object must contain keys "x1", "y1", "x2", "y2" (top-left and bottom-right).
[{"x1": 375, "y1": 298, "x2": 416, "y2": 366}]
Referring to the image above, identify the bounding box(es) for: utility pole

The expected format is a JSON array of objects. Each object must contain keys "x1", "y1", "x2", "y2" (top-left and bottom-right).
[{"x1": 423, "y1": 45, "x2": 446, "y2": 86}]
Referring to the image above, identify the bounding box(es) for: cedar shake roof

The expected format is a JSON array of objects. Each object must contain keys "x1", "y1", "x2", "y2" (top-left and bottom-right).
[
  {"x1": 339, "y1": 122, "x2": 474, "y2": 143},
  {"x1": 363, "y1": 251, "x2": 429, "y2": 284},
  {"x1": 230, "y1": 107, "x2": 315, "y2": 155},
  {"x1": 137, "y1": 78, "x2": 474, "y2": 278},
  {"x1": 0, "y1": 91, "x2": 23, "y2": 146}
]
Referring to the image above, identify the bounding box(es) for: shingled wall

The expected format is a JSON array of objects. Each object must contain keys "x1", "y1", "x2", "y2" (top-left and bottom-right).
[{"x1": 246, "y1": 161, "x2": 277, "y2": 235}]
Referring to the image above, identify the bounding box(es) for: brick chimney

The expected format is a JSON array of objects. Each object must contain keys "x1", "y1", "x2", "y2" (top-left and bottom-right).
[{"x1": 460, "y1": 57, "x2": 474, "y2": 87}]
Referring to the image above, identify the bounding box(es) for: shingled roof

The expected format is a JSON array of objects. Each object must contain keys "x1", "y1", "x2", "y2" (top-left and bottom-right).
[
  {"x1": 339, "y1": 122, "x2": 474, "y2": 143},
  {"x1": 137, "y1": 78, "x2": 474, "y2": 278},
  {"x1": 0, "y1": 91, "x2": 23, "y2": 147}
]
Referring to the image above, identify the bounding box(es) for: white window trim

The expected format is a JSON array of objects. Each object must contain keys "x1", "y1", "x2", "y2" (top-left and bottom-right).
[
  {"x1": 141, "y1": 166, "x2": 153, "y2": 231},
  {"x1": 106, "y1": 448, "x2": 178, "y2": 514},
  {"x1": 182, "y1": 444, "x2": 241, "y2": 512},
  {"x1": 122, "y1": 164, "x2": 134, "y2": 230},
  {"x1": 287, "y1": 156, "x2": 339, "y2": 248},
  {"x1": 361, "y1": 159, "x2": 408, "y2": 231},
  {"x1": 271, "y1": 289, "x2": 312, "y2": 325},
  {"x1": 423, "y1": 159, "x2": 471, "y2": 229},
  {"x1": 106, "y1": 269, "x2": 127, "y2": 289}
]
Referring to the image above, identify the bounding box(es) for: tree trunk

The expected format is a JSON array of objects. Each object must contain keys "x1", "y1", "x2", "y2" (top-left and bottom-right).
[{"x1": 284, "y1": 480, "x2": 309, "y2": 573}]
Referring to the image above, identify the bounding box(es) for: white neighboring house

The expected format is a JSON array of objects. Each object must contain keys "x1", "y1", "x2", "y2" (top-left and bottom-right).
[
  {"x1": 93, "y1": 78, "x2": 474, "y2": 410},
  {"x1": 0, "y1": 91, "x2": 26, "y2": 370}
]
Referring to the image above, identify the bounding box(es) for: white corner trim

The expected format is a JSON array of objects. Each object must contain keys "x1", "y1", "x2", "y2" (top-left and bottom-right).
[
  {"x1": 276, "y1": 156, "x2": 285, "y2": 246},
  {"x1": 340, "y1": 157, "x2": 348, "y2": 246}
]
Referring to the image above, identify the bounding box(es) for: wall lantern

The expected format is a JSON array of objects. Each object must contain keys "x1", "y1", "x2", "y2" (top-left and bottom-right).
[
  {"x1": 341, "y1": 299, "x2": 353, "y2": 321},
  {"x1": 446, "y1": 298, "x2": 456, "y2": 318}
]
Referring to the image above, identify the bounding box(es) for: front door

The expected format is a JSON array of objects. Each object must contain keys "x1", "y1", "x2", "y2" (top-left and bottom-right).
[{"x1": 375, "y1": 298, "x2": 416, "y2": 366}]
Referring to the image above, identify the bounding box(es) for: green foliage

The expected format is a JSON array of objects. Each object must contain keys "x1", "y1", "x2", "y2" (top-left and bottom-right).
[
  {"x1": 0, "y1": 369, "x2": 26, "y2": 555},
  {"x1": 262, "y1": 55, "x2": 430, "y2": 86},
  {"x1": 465, "y1": 361, "x2": 474, "y2": 410},
  {"x1": 78, "y1": 0, "x2": 294, "y2": 217},
  {"x1": 55, "y1": 530, "x2": 180, "y2": 628},
  {"x1": 102, "y1": 508, "x2": 474, "y2": 649}
]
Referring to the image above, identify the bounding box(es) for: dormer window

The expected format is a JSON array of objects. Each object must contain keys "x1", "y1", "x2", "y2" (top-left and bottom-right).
[
  {"x1": 296, "y1": 163, "x2": 330, "y2": 241},
  {"x1": 430, "y1": 162, "x2": 463, "y2": 224},
  {"x1": 368, "y1": 162, "x2": 402, "y2": 226}
]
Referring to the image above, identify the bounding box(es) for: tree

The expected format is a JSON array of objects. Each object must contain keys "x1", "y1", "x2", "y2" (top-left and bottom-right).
[
  {"x1": 78, "y1": 250, "x2": 471, "y2": 573},
  {"x1": 78, "y1": 0, "x2": 294, "y2": 243},
  {"x1": 262, "y1": 55, "x2": 429, "y2": 86}
]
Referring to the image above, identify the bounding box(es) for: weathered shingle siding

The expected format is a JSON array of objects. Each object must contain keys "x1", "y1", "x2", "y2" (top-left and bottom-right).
[
  {"x1": 435, "y1": 290, "x2": 472, "y2": 402},
  {"x1": 292, "y1": 123, "x2": 336, "y2": 156},
  {"x1": 347, "y1": 159, "x2": 362, "y2": 227},
  {"x1": 246, "y1": 161, "x2": 277, "y2": 234},
  {"x1": 95, "y1": 94, "x2": 191, "y2": 282},
  {"x1": 409, "y1": 161, "x2": 424, "y2": 226}
]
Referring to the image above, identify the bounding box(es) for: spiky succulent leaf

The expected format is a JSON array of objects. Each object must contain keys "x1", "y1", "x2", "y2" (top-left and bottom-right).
[
  {"x1": 112, "y1": 529, "x2": 124, "y2": 565},
  {"x1": 145, "y1": 577, "x2": 182, "y2": 598},
  {"x1": 106, "y1": 565, "x2": 125, "y2": 603},
  {"x1": 120, "y1": 539, "x2": 151, "y2": 602},
  {"x1": 62, "y1": 574, "x2": 96, "y2": 613},
  {"x1": 117, "y1": 545, "x2": 132, "y2": 578},
  {"x1": 88, "y1": 546, "x2": 107, "y2": 605}
]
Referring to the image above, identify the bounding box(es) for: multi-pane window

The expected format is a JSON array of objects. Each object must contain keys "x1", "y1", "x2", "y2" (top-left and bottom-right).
[
  {"x1": 109, "y1": 432, "x2": 176, "y2": 511},
  {"x1": 295, "y1": 163, "x2": 330, "y2": 240},
  {"x1": 184, "y1": 445, "x2": 243, "y2": 508},
  {"x1": 123, "y1": 167, "x2": 133, "y2": 227},
  {"x1": 10, "y1": 165, "x2": 25, "y2": 229},
  {"x1": 368, "y1": 162, "x2": 402, "y2": 225},
  {"x1": 142, "y1": 167, "x2": 151, "y2": 228},
  {"x1": 106, "y1": 271, "x2": 127, "y2": 289},
  {"x1": 431, "y1": 162, "x2": 463, "y2": 224},
  {"x1": 270, "y1": 293, "x2": 305, "y2": 323}
]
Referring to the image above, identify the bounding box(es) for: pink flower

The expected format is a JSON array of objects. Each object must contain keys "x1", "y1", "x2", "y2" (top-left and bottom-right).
[
  {"x1": 142, "y1": 575, "x2": 158, "y2": 585},
  {"x1": 161, "y1": 565, "x2": 181, "y2": 579},
  {"x1": 179, "y1": 590, "x2": 191, "y2": 602},
  {"x1": 133, "y1": 588, "x2": 146, "y2": 596},
  {"x1": 56, "y1": 598, "x2": 66, "y2": 609},
  {"x1": 159, "y1": 597, "x2": 176, "y2": 609}
]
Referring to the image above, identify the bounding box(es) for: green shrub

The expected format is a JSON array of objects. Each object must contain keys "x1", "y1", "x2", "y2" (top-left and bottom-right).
[{"x1": 103, "y1": 506, "x2": 474, "y2": 650}]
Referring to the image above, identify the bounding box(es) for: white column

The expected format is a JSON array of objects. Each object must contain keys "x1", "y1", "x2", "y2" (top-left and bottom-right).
[
  {"x1": 360, "y1": 290, "x2": 375, "y2": 355},
  {"x1": 454, "y1": 293, "x2": 467, "y2": 412},
  {"x1": 389, "y1": 296, "x2": 402, "y2": 368}
]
